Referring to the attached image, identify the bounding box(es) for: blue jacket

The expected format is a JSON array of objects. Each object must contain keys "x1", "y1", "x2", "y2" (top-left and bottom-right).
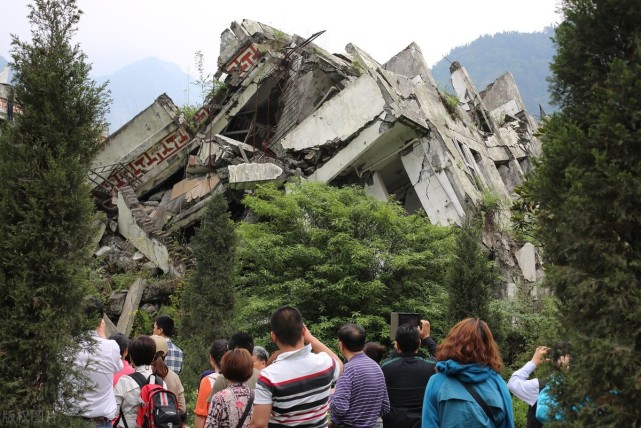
[
  {"x1": 535, "y1": 384, "x2": 564, "y2": 423},
  {"x1": 422, "y1": 360, "x2": 514, "y2": 428}
]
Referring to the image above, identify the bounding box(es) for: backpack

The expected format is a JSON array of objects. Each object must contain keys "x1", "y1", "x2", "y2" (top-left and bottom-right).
[{"x1": 128, "y1": 372, "x2": 181, "y2": 428}]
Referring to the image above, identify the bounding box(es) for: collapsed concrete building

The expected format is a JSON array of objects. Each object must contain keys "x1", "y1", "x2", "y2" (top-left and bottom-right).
[
  {"x1": 0, "y1": 66, "x2": 20, "y2": 124},
  {"x1": 90, "y1": 20, "x2": 544, "y2": 331}
]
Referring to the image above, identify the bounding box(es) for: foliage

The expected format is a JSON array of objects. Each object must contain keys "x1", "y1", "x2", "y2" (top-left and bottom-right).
[
  {"x1": 525, "y1": 0, "x2": 641, "y2": 424},
  {"x1": 111, "y1": 271, "x2": 140, "y2": 290},
  {"x1": 351, "y1": 58, "x2": 366, "y2": 76},
  {"x1": 193, "y1": 50, "x2": 212, "y2": 102},
  {"x1": 234, "y1": 182, "x2": 455, "y2": 352},
  {"x1": 179, "y1": 193, "x2": 237, "y2": 389},
  {"x1": 179, "y1": 104, "x2": 199, "y2": 131},
  {"x1": 130, "y1": 309, "x2": 153, "y2": 338},
  {"x1": 0, "y1": 0, "x2": 109, "y2": 417},
  {"x1": 480, "y1": 190, "x2": 504, "y2": 232},
  {"x1": 439, "y1": 89, "x2": 461, "y2": 120},
  {"x1": 445, "y1": 213, "x2": 500, "y2": 328},
  {"x1": 490, "y1": 288, "x2": 560, "y2": 367},
  {"x1": 510, "y1": 185, "x2": 540, "y2": 245}
]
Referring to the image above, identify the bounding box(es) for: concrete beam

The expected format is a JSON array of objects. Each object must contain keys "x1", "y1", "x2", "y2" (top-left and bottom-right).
[
  {"x1": 117, "y1": 192, "x2": 170, "y2": 273},
  {"x1": 516, "y1": 242, "x2": 537, "y2": 282},
  {"x1": 116, "y1": 279, "x2": 147, "y2": 337},
  {"x1": 228, "y1": 163, "x2": 284, "y2": 189}
]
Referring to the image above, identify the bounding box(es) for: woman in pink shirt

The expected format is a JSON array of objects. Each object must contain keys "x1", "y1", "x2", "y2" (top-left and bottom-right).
[{"x1": 110, "y1": 333, "x2": 134, "y2": 386}]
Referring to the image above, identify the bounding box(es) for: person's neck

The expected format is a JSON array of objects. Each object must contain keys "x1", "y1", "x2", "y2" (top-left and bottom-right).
[
  {"x1": 95, "y1": 325, "x2": 106, "y2": 339},
  {"x1": 278, "y1": 339, "x2": 305, "y2": 353},
  {"x1": 343, "y1": 350, "x2": 363, "y2": 361}
]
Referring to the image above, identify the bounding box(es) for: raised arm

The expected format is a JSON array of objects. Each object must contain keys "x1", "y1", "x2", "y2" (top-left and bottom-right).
[{"x1": 303, "y1": 325, "x2": 344, "y2": 376}]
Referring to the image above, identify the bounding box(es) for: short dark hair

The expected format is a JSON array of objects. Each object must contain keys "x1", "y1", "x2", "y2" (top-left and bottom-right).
[
  {"x1": 363, "y1": 342, "x2": 387, "y2": 363},
  {"x1": 338, "y1": 323, "x2": 366, "y2": 352},
  {"x1": 229, "y1": 332, "x2": 254, "y2": 354},
  {"x1": 220, "y1": 348, "x2": 254, "y2": 383},
  {"x1": 395, "y1": 323, "x2": 420, "y2": 353},
  {"x1": 155, "y1": 315, "x2": 175, "y2": 337},
  {"x1": 129, "y1": 335, "x2": 157, "y2": 367},
  {"x1": 109, "y1": 333, "x2": 128, "y2": 358},
  {"x1": 270, "y1": 306, "x2": 304, "y2": 347},
  {"x1": 551, "y1": 341, "x2": 572, "y2": 361},
  {"x1": 209, "y1": 339, "x2": 228, "y2": 367},
  {"x1": 83, "y1": 296, "x2": 105, "y2": 327}
]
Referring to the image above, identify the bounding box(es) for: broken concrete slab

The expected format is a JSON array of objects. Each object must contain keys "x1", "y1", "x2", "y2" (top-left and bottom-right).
[
  {"x1": 94, "y1": 246, "x2": 112, "y2": 258},
  {"x1": 104, "y1": 315, "x2": 119, "y2": 338},
  {"x1": 228, "y1": 163, "x2": 284, "y2": 189},
  {"x1": 89, "y1": 94, "x2": 186, "y2": 192},
  {"x1": 116, "y1": 278, "x2": 147, "y2": 336},
  {"x1": 117, "y1": 188, "x2": 171, "y2": 273},
  {"x1": 278, "y1": 74, "x2": 387, "y2": 152},
  {"x1": 170, "y1": 173, "x2": 221, "y2": 202},
  {"x1": 516, "y1": 242, "x2": 537, "y2": 282}
]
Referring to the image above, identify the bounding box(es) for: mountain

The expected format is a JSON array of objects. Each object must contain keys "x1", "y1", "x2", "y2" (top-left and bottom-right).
[
  {"x1": 0, "y1": 55, "x2": 7, "y2": 70},
  {"x1": 97, "y1": 57, "x2": 201, "y2": 133},
  {"x1": 430, "y1": 27, "x2": 556, "y2": 117}
]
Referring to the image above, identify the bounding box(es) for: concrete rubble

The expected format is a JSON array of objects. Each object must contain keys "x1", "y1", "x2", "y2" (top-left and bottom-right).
[{"x1": 87, "y1": 19, "x2": 546, "y2": 324}]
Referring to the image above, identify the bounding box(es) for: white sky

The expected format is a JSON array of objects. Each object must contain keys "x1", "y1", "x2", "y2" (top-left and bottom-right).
[{"x1": 1, "y1": 0, "x2": 562, "y2": 77}]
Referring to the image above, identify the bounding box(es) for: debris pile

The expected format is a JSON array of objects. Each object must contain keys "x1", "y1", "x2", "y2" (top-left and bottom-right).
[{"x1": 87, "y1": 20, "x2": 545, "y2": 330}]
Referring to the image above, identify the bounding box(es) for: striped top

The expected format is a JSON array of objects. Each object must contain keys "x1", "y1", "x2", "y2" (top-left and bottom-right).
[
  {"x1": 329, "y1": 353, "x2": 390, "y2": 428},
  {"x1": 255, "y1": 344, "x2": 340, "y2": 427}
]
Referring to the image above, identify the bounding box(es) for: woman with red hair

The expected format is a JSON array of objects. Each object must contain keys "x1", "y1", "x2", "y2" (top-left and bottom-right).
[{"x1": 422, "y1": 318, "x2": 514, "y2": 427}]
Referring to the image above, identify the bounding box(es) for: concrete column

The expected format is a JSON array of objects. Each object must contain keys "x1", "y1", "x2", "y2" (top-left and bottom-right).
[
  {"x1": 116, "y1": 279, "x2": 147, "y2": 337},
  {"x1": 364, "y1": 171, "x2": 389, "y2": 202}
]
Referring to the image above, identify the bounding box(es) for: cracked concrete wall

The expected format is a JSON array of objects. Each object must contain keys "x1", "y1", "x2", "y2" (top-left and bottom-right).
[
  {"x1": 401, "y1": 138, "x2": 465, "y2": 225},
  {"x1": 92, "y1": 94, "x2": 181, "y2": 170},
  {"x1": 278, "y1": 74, "x2": 387, "y2": 152}
]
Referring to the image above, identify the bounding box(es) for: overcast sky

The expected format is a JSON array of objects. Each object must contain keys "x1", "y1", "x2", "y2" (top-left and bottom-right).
[{"x1": 1, "y1": 0, "x2": 562, "y2": 77}]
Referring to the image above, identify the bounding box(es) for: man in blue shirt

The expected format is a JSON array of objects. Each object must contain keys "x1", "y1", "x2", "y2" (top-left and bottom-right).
[{"x1": 330, "y1": 323, "x2": 390, "y2": 428}]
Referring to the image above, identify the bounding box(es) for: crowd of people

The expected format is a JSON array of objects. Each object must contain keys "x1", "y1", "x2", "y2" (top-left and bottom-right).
[{"x1": 65, "y1": 298, "x2": 565, "y2": 428}]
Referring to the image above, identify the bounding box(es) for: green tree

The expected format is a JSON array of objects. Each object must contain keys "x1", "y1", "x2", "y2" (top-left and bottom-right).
[
  {"x1": 179, "y1": 193, "x2": 237, "y2": 388},
  {"x1": 445, "y1": 213, "x2": 500, "y2": 328},
  {"x1": 526, "y1": 0, "x2": 641, "y2": 424},
  {"x1": 234, "y1": 182, "x2": 454, "y2": 349},
  {"x1": 0, "y1": 0, "x2": 108, "y2": 417}
]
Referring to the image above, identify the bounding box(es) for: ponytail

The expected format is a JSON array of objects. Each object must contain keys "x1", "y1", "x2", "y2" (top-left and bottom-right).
[{"x1": 151, "y1": 351, "x2": 169, "y2": 378}]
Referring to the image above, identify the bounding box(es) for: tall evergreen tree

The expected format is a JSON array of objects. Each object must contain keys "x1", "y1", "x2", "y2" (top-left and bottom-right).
[
  {"x1": 179, "y1": 192, "x2": 237, "y2": 388},
  {"x1": 445, "y1": 214, "x2": 499, "y2": 328},
  {"x1": 0, "y1": 0, "x2": 109, "y2": 417},
  {"x1": 527, "y1": 0, "x2": 641, "y2": 424}
]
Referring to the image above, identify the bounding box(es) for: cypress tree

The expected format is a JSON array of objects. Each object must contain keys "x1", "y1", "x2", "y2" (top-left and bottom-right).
[
  {"x1": 527, "y1": 0, "x2": 641, "y2": 423},
  {"x1": 0, "y1": 0, "x2": 109, "y2": 418},
  {"x1": 179, "y1": 192, "x2": 237, "y2": 388},
  {"x1": 445, "y1": 214, "x2": 499, "y2": 328}
]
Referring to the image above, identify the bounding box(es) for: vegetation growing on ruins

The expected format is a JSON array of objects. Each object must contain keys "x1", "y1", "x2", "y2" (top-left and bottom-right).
[
  {"x1": 0, "y1": 0, "x2": 109, "y2": 417},
  {"x1": 527, "y1": 0, "x2": 641, "y2": 423}
]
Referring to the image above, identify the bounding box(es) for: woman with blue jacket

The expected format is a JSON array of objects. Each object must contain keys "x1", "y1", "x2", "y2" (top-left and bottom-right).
[{"x1": 422, "y1": 318, "x2": 514, "y2": 428}]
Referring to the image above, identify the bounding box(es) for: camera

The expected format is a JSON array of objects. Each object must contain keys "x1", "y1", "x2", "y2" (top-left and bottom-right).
[{"x1": 390, "y1": 312, "x2": 421, "y2": 341}]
